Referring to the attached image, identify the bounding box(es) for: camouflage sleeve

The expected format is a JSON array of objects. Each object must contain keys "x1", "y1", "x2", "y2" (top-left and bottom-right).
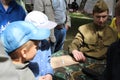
[{"x1": 68, "y1": 29, "x2": 83, "y2": 54}]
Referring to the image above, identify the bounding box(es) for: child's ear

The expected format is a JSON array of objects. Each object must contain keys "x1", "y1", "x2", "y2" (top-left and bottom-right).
[{"x1": 21, "y1": 48, "x2": 27, "y2": 58}]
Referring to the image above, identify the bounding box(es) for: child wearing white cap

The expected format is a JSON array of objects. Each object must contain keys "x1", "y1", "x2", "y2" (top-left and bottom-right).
[
  {"x1": 0, "y1": 21, "x2": 50, "y2": 80},
  {"x1": 25, "y1": 11, "x2": 57, "y2": 80}
]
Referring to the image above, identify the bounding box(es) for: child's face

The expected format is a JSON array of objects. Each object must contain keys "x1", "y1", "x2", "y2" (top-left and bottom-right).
[{"x1": 25, "y1": 42, "x2": 39, "y2": 61}]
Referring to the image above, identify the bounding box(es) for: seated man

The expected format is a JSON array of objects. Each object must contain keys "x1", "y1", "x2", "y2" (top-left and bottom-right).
[{"x1": 68, "y1": 0, "x2": 118, "y2": 79}]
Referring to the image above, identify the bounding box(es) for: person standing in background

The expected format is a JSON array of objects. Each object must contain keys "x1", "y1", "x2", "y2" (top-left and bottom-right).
[
  {"x1": 34, "y1": 0, "x2": 56, "y2": 53},
  {"x1": 52, "y1": 0, "x2": 71, "y2": 53},
  {"x1": 34, "y1": 0, "x2": 71, "y2": 53},
  {"x1": 0, "y1": 0, "x2": 26, "y2": 33}
]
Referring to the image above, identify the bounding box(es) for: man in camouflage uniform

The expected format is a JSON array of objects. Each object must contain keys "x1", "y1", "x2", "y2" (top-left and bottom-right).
[{"x1": 67, "y1": 0, "x2": 118, "y2": 79}]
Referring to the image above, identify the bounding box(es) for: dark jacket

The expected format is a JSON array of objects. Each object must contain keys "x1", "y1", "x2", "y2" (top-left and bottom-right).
[
  {"x1": 0, "y1": 0, "x2": 26, "y2": 32},
  {"x1": 103, "y1": 39, "x2": 120, "y2": 80}
]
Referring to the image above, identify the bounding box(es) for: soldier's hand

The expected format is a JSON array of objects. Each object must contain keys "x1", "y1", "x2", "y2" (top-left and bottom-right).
[{"x1": 72, "y1": 50, "x2": 86, "y2": 62}]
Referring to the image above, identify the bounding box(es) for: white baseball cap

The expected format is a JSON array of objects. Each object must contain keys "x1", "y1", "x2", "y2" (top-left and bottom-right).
[{"x1": 25, "y1": 11, "x2": 57, "y2": 29}]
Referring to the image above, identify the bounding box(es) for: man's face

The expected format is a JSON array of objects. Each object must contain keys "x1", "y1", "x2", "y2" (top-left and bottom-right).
[{"x1": 93, "y1": 11, "x2": 108, "y2": 27}]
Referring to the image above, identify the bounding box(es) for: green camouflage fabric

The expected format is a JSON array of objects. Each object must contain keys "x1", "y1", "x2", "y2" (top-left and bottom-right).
[{"x1": 52, "y1": 50, "x2": 106, "y2": 80}]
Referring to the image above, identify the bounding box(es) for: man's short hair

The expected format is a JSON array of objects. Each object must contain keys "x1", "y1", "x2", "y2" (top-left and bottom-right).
[{"x1": 93, "y1": 0, "x2": 109, "y2": 13}]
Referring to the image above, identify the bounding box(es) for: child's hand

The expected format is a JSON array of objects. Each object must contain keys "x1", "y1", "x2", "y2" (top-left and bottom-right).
[
  {"x1": 39, "y1": 74, "x2": 52, "y2": 80},
  {"x1": 44, "y1": 74, "x2": 52, "y2": 80},
  {"x1": 39, "y1": 76, "x2": 46, "y2": 80}
]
